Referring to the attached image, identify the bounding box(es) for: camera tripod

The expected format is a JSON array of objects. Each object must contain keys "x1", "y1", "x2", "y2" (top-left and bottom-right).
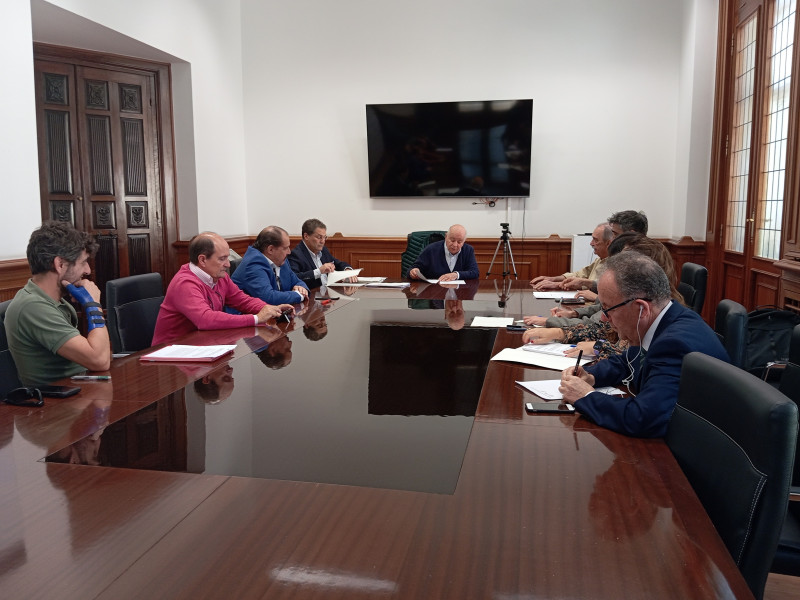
[{"x1": 486, "y1": 222, "x2": 517, "y2": 279}]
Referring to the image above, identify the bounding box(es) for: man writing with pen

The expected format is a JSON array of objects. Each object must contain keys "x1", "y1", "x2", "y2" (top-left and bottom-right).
[
  {"x1": 5, "y1": 221, "x2": 112, "y2": 386},
  {"x1": 556, "y1": 251, "x2": 728, "y2": 438}
]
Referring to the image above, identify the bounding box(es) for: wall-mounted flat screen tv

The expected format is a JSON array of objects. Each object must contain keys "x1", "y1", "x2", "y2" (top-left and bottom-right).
[{"x1": 366, "y1": 99, "x2": 532, "y2": 198}]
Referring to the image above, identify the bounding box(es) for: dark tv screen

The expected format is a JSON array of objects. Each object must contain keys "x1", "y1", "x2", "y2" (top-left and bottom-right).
[{"x1": 366, "y1": 99, "x2": 532, "y2": 198}]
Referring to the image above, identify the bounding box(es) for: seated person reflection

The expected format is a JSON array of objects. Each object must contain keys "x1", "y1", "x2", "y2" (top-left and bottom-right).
[
  {"x1": 288, "y1": 218, "x2": 354, "y2": 288},
  {"x1": 5, "y1": 221, "x2": 110, "y2": 386},
  {"x1": 194, "y1": 364, "x2": 235, "y2": 404},
  {"x1": 298, "y1": 301, "x2": 329, "y2": 341},
  {"x1": 530, "y1": 223, "x2": 612, "y2": 291},
  {"x1": 408, "y1": 224, "x2": 479, "y2": 282},
  {"x1": 444, "y1": 299, "x2": 465, "y2": 330},
  {"x1": 255, "y1": 335, "x2": 293, "y2": 370},
  {"x1": 233, "y1": 226, "x2": 309, "y2": 305},
  {"x1": 558, "y1": 252, "x2": 729, "y2": 438},
  {"x1": 152, "y1": 232, "x2": 291, "y2": 346}
]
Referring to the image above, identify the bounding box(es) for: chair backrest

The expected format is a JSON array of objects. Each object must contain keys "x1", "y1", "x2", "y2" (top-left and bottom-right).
[
  {"x1": 666, "y1": 352, "x2": 798, "y2": 599},
  {"x1": 778, "y1": 324, "x2": 800, "y2": 487},
  {"x1": 229, "y1": 255, "x2": 243, "y2": 276},
  {"x1": 715, "y1": 299, "x2": 749, "y2": 369},
  {"x1": 400, "y1": 230, "x2": 446, "y2": 278},
  {"x1": 0, "y1": 299, "x2": 22, "y2": 398},
  {"x1": 106, "y1": 273, "x2": 164, "y2": 354},
  {"x1": 677, "y1": 262, "x2": 708, "y2": 314},
  {"x1": 111, "y1": 296, "x2": 164, "y2": 354}
]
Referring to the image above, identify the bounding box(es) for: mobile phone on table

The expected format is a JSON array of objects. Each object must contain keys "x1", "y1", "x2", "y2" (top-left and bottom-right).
[
  {"x1": 37, "y1": 385, "x2": 81, "y2": 398},
  {"x1": 525, "y1": 401, "x2": 575, "y2": 413}
]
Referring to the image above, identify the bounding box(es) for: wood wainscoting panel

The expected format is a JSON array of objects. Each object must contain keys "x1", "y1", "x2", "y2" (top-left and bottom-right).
[
  {"x1": 1, "y1": 234, "x2": 709, "y2": 302},
  {"x1": 0, "y1": 259, "x2": 31, "y2": 301},
  {"x1": 752, "y1": 268, "x2": 782, "y2": 307}
]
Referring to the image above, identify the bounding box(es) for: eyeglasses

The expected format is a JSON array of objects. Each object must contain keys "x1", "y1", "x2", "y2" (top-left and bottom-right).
[
  {"x1": 3, "y1": 387, "x2": 44, "y2": 407},
  {"x1": 601, "y1": 297, "x2": 651, "y2": 319}
]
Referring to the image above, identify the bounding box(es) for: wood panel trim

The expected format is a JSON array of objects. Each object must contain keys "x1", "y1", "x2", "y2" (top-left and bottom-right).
[
  {"x1": 0, "y1": 259, "x2": 31, "y2": 301},
  {"x1": 0, "y1": 236, "x2": 709, "y2": 300}
]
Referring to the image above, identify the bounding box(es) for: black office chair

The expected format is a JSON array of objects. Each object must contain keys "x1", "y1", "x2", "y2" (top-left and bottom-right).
[
  {"x1": 677, "y1": 262, "x2": 708, "y2": 314},
  {"x1": 105, "y1": 273, "x2": 164, "y2": 354},
  {"x1": 666, "y1": 352, "x2": 798, "y2": 600},
  {"x1": 228, "y1": 249, "x2": 243, "y2": 276},
  {"x1": 771, "y1": 324, "x2": 800, "y2": 576},
  {"x1": 400, "y1": 230, "x2": 446, "y2": 278},
  {"x1": 0, "y1": 299, "x2": 22, "y2": 398},
  {"x1": 714, "y1": 299, "x2": 748, "y2": 369}
]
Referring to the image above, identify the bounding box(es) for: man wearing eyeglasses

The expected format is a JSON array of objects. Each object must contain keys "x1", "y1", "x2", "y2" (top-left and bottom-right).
[
  {"x1": 557, "y1": 251, "x2": 728, "y2": 438},
  {"x1": 288, "y1": 219, "x2": 354, "y2": 289}
]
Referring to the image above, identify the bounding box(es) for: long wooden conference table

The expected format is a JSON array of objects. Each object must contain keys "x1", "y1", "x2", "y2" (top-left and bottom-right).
[{"x1": 0, "y1": 279, "x2": 754, "y2": 599}]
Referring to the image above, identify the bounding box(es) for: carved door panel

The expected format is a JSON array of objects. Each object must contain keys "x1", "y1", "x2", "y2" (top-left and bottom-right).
[{"x1": 34, "y1": 57, "x2": 165, "y2": 301}]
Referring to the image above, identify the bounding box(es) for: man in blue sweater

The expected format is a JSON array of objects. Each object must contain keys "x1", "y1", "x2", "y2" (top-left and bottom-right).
[{"x1": 408, "y1": 224, "x2": 479, "y2": 281}]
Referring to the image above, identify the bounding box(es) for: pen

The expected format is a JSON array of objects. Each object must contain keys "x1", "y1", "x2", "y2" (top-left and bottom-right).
[
  {"x1": 70, "y1": 375, "x2": 111, "y2": 381},
  {"x1": 321, "y1": 299, "x2": 332, "y2": 305},
  {"x1": 572, "y1": 350, "x2": 583, "y2": 376}
]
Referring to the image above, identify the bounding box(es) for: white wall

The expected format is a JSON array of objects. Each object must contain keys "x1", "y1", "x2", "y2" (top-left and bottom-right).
[
  {"x1": 0, "y1": 0, "x2": 718, "y2": 260},
  {"x1": 241, "y1": 0, "x2": 718, "y2": 240},
  {"x1": 0, "y1": 1, "x2": 44, "y2": 260}
]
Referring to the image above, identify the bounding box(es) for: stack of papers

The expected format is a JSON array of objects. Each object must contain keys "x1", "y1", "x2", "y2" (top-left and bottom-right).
[
  {"x1": 325, "y1": 269, "x2": 363, "y2": 286},
  {"x1": 425, "y1": 279, "x2": 466, "y2": 285},
  {"x1": 140, "y1": 345, "x2": 236, "y2": 362},
  {"x1": 516, "y1": 379, "x2": 625, "y2": 400},
  {"x1": 470, "y1": 317, "x2": 514, "y2": 327},
  {"x1": 490, "y1": 345, "x2": 591, "y2": 371}
]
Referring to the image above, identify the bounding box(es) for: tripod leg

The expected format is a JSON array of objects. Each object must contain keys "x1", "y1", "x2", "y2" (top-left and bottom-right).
[
  {"x1": 486, "y1": 238, "x2": 505, "y2": 277},
  {"x1": 505, "y1": 243, "x2": 518, "y2": 278}
]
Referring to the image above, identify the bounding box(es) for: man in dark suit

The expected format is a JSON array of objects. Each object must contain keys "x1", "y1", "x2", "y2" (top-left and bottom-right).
[
  {"x1": 288, "y1": 218, "x2": 354, "y2": 289},
  {"x1": 408, "y1": 224, "x2": 479, "y2": 281},
  {"x1": 558, "y1": 251, "x2": 729, "y2": 438}
]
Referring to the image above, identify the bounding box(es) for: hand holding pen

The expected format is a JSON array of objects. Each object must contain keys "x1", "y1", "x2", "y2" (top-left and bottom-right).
[{"x1": 559, "y1": 351, "x2": 595, "y2": 403}]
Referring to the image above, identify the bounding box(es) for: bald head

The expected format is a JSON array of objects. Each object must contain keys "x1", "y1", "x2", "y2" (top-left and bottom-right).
[{"x1": 445, "y1": 224, "x2": 467, "y2": 255}]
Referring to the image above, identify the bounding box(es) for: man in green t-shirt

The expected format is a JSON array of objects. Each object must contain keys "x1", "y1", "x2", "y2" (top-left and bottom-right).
[{"x1": 5, "y1": 221, "x2": 111, "y2": 386}]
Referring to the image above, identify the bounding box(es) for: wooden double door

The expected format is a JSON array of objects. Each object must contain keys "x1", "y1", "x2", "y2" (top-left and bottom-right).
[{"x1": 33, "y1": 45, "x2": 174, "y2": 301}]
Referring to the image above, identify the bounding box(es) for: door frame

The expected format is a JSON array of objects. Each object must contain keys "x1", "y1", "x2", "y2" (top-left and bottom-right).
[{"x1": 33, "y1": 43, "x2": 179, "y2": 281}]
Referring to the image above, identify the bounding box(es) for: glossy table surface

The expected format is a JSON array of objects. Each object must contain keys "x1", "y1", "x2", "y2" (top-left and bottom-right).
[{"x1": 0, "y1": 280, "x2": 754, "y2": 599}]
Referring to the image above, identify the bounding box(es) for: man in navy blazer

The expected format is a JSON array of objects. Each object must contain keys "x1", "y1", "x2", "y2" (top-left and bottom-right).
[
  {"x1": 558, "y1": 251, "x2": 729, "y2": 438},
  {"x1": 288, "y1": 218, "x2": 353, "y2": 288},
  {"x1": 232, "y1": 226, "x2": 309, "y2": 305},
  {"x1": 408, "y1": 224, "x2": 479, "y2": 281}
]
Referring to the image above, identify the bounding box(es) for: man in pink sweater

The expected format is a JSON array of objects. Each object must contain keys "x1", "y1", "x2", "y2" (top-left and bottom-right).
[{"x1": 152, "y1": 232, "x2": 293, "y2": 345}]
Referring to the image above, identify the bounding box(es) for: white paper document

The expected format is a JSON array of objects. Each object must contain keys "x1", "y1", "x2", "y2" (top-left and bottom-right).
[
  {"x1": 515, "y1": 379, "x2": 625, "y2": 400},
  {"x1": 522, "y1": 343, "x2": 579, "y2": 357},
  {"x1": 140, "y1": 344, "x2": 237, "y2": 362},
  {"x1": 364, "y1": 281, "x2": 410, "y2": 288},
  {"x1": 356, "y1": 277, "x2": 386, "y2": 283},
  {"x1": 425, "y1": 279, "x2": 466, "y2": 285},
  {"x1": 470, "y1": 316, "x2": 514, "y2": 327},
  {"x1": 532, "y1": 291, "x2": 578, "y2": 299},
  {"x1": 490, "y1": 347, "x2": 591, "y2": 371},
  {"x1": 326, "y1": 268, "x2": 363, "y2": 285}
]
